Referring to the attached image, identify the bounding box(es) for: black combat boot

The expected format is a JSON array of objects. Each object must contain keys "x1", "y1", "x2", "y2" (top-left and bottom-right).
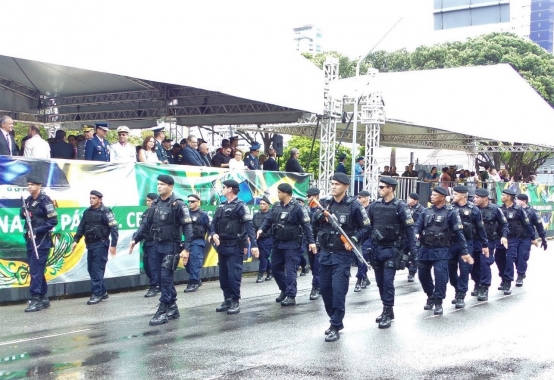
[
  {"x1": 477, "y1": 285, "x2": 489, "y2": 301},
  {"x1": 515, "y1": 273, "x2": 526, "y2": 287},
  {"x1": 455, "y1": 293, "x2": 466, "y2": 309},
  {"x1": 325, "y1": 324, "x2": 344, "y2": 335},
  {"x1": 102, "y1": 292, "x2": 109, "y2": 300},
  {"x1": 184, "y1": 282, "x2": 200, "y2": 293},
  {"x1": 167, "y1": 302, "x2": 180, "y2": 320},
  {"x1": 265, "y1": 271, "x2": 273, "y2": 281},
  {"x1": 216, "y1": 299, "x2": 232, "y2": 312},
  {"x1": 471, "y1": 283, "x2": 480, "y2": 296},
  {"x1": 87, "y1": 294, "x2": 103, "y2": 305},
  {"x1": 39, "y1": 295, "x2": 51, "y2": 309},
  {"x1": 434, "y1": 300, "x2": 444, "y2": 315},
  {"x1": 362, "y1": 277, "x2": 371, "y2": 288},
  {"x1": 407, "y1": 273, "x2": 415, "y2": 282},
  {"x1": 275, "y1": 291, "x2": 286, "y2": 303},
  {"x1": 498, "y1": 280, "x2": 505, "y2": 291},
  {"x1": 378, "y1": 306, "x2": 393, "y2": 329},
  {"x1": 309, "y1": 286, "x2": 320, "y2": 300},
  {"x1": 145, "y1": 286, "x2": 160, "y2": 297},
  {"x1": 354, "y1": 278, "x2": 362, "y2": 292},
  {"x1": 24, "y1": 296, "x2": 44, "y2": 312},
  {"x1": 281, "y1": 296, "x2": 296, "y2": 306},
  {"x1": 424, "y1": 296, "x2": 434, "y2": 310},
  {"x1": 325, "y1": 326, "x2": 340, "y2": 342},
  {"x1": 451, "y1": 292, "x2": 459, "y2": 304},
  {"x1": 227, "y1": 300, "x2": 240, "y2": 314},
  {"x1": 149, "y1": 303, "x2": 169, "y2": 326},
  {"x1": 503, "y1": 281, "x2": 512, "y2": 295},
  {"x1": 300, "y1": 267, "x2": 309, "y2": 276},
  {"x1": 256, "y1": 273, "x2": 265, "y2": 283},
  {"x1": 376, "y1": 305, "x2": 395, "y2": 323}
]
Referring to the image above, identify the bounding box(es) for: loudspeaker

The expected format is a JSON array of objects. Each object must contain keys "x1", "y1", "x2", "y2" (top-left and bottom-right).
[{"x1": 272, "y1": 134, "x2": 284, "y2": 157}]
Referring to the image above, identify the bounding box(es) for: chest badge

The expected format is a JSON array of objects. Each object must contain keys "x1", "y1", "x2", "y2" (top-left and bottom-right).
[{"x1": 339, "y1": 214, "x2": 347, "y2": 224}]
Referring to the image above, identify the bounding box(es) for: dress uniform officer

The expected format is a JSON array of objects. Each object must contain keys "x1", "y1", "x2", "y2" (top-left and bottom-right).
[
  {"x1": 71, "y1": 190, "x2": 119, "y2": 305},
  {"x1": 130, "y1": 175, "x2": 193, "y2": 325},
  {"x1": 253, "y1": 196, "x2": 273, "y2": 283},
  {"x1": 134, "y1": 193, "x2": 160, "y2": 298},
  {"x1": 84, "y1": 123, "x2": 111, "y2": 162},
  {"x1": 211, "y1": 180, "x2": 259, "y2": 315},
  {"x1": 109, "y1": 126, "x2": 136, "y2": 163},
  {"x1": 312, "y1": 173, "x2": 370, "y2": 342},
  {"x1": 243, "y1": 143, "x2": 261, "y2": 170},
  {"x1": 21, "y1": 175, "x2": 58, "y2": 312},
  {"x1": 414, "y1": 186, "x2": 473, "y2": 315},
  {"x1": 257, "y1": 183, "x2": 317, "y2": 307},
  {"x1": 367, "y1": 177, "x2": 418, "y2": 328},
  {"x1": 448, "y1": 185, "x2": 488, "y2": 309},
  {"x1": 307, "y1": 187, "x2": 322, "y2": 300},
  {"x1": 77, "y1": 124, "x2": 94, "y2": 160},
  {"x1": 405, "y1": 192, "x2": 424, "y2": 282},
  {"x1": 184, "y1": 194, "x2": 210, "y2": 293},
  {"x1": 515, "y1": 193, "x2": 547, "y2": 287},
  {"x1": 471, "y1": 188, "x2": 508, "y2": 301},
  {"x1": 494, "y1": 189, "x2": 534, "y2": 295},
  {"x1": 152, "y1": 127, "x2": 169, "y2": 164},
  {"x1": 354, "y1": 190, "x2": 372, "y2": 292}
]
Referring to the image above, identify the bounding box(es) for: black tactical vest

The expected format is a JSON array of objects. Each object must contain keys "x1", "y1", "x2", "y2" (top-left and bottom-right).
[
  {"x1": 191, "y1": 210, "x2": 207, "y2": 240},
  {"x1": 215, "y1": 201, "x2": 245, "y2": 240},
  {"x1": 319, "y1": 197, "x2": 356, "y2": 249},
  {"x1": 150, "y1": 199, "x2": 182, "y2": 242},
  {"x1": 271, "y1": 202, "x2": 302, "y2": 241},
  {"x1": 27, "y1": 195, "x2": 47, "y2": 230},
  {"x1": 453, "y1": 203, "x2": 476, "y2": 240},
  {"x1": 371, "y1": 199, "x2": 402, "y2": 246},
  {"x1": 421, "y1": 206, "x2": 451, "y2": 248},
  {"x1": 480, "y1": 205, "x2": 498, "y2": 240},
  {"x1": 500, "y1": 205, "x2": 524, "y2": 238},
  {"x1": 82, "y1": 208, "x2": 109, "y2": 241},
  {"x1": 253, "y1": 211, "x2": 270, "y2": 239},
  {"x1": 140, "y1": 211, "x2": 154, "y2": 242}
]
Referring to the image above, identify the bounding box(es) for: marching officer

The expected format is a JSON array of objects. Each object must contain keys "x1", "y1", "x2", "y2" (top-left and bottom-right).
[
  {"x1": 405, "y1": 192, "x2": 424, "y2": 282},
  {"x1": 184, "y1": 194, "x2": 210, "y2": 293},
  {"x1": 354, "y1": 190, "x2": 372, "y2": 292},
  {"x1": 312, "y1": 173, "x2": 370, "y2": 342},
  {"x1": 130, "y1": 175, "x2": 193, "y2": 325},
  {"x1": 494, "y1": 189, "x2": 534, "y2": 295},
  {"x1": 253, "y1": 196, "x2": 273, "y2": 283},
  {"x1": 71, "y1": 190, "x2": 119, "y2": 305},
  {"x1": 21, "y1": 176, "x2": 58, "y2": 312},
  {"x1": 448, "y1": 185, "x2": 488, "y2": 309},
  {"x1": 84, "y1": 123, "x2": 111, "y2": 162},
  {"x1": 307, "y1": 187, "x2": 322, "y2": 300},
  {"x1": 515, "y1": 193, "x2": 547, "y2": 286},
  {"x1": 367, "y1": 177, "x2": 418, "y2": 329},
  {"x1": 414, "y1": 186, "x2": 473, "y2": 316},
  {"x1": 135, "y1": 193, "x2": 160, "y2": 298},
  {"x1": 211, "y1": 180, "x2": 259, "y2": 315},
  {"x1": 471, "y1": 188, "x2": 508, "y2": 301},
  {"x1": 257, "y1": 183, "x2": 316, "y2": 307}
]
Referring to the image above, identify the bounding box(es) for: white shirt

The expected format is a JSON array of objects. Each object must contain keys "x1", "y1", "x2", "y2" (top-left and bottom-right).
[
  {"x1": 24, "y1": 134, "x2": 51, "y2": 159},
  {"x1": 229, "y1": 158, "x2": 247, "y2": 170},
  {"x1": 110, "y1": 142, "x2": 137, "y2": 163}
]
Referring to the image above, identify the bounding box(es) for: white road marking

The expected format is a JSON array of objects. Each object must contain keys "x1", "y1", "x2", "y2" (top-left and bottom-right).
[{"x1": 0, "y1": 328, "x2": 92, "y2": 346}]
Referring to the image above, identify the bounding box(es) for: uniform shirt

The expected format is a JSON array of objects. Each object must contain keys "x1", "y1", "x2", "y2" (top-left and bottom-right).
[
  {"x1": 522, "y1": 205, "x2": 546, "y2": 240},
  {"x1": 189, "y1": 208, "x2": 211, "y2": 246},
  {"x1": 452, "y1": 201, "x2": 488, "y2": 245},
  {"x1": 155, "y1": 139, "x2": 168, "y2": 162},
  {"x1": 409, "y1": 203, "x2": 425, "y2": 224},
  {"x1": 474, "y1": 203, "x2": 508, "y2": 251},
  {"x1": 110, "y1": 142, "x2": 137, "y2": 163},
  {"x1": 84, "y1": 135, "x2": 110, "y2": 162},
  {"x1": 354, "y1": 163, "x2": 364, "y2": 182},
  {"x1": 500, "y1": 204, "x2": 534, "y2": 239},
  {"x1": 20, "y1": 193, "x2": 58, "y2": 249},
  {"x1": 336, "y1": 162, "x2": 347, "y2": 174},
  {"x1": 210, "y1": 197, "x2": 258, "y2": 249},
  {"x1": 243, "y1": 153, "x2": 260, "y2": 170},
  {"x1": 73, "y1": 204, "x2": 119, "y2": 247},
  {"x1": 77, "y1": 139, "x2": 90, "y2": 160},
  {"x1": 24, "y1": 135, "x2": 51, "y2": 159}
]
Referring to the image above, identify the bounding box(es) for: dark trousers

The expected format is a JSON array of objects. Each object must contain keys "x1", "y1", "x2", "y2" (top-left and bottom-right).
[
  {"x1": 308, "y1": 251, "x2": 320, "y2": 287},
  {"x1": 448, "y1": 240, "x2": 474, "y2": 295},
  {"x1": 471, "y1": 241, "x2": 496, "y2": 286},
  {"x1": 87, "y1": 242, "x2": 109, "y2": 296},
  {"x1": 257, "y1": 238, "x2": 272, "y2": 275},
  {"x1": 373, "y1": 262, "x2": 396, "y2": 306},
  {"x1": 143, "y1": 242, "x2": 159, "y2": 287},
  {"x1": 319, "y1": 263, "x2": 351, "y2": 328},
  {"x1": 495, "y1": 238, "x2": 519, "y2": 282},
  {"x1": 355, "y1": 245, "x2": 370, "y2": 279},
  {"x1": 27, "y1": 248, "x2": 50, "y2": 296},
  {"x1": 186, "y1": 243, "x2": 205, "y2": 283},
  {"x1": 155, "y1": 250, "x2": 178, "y2": 304},
  {"x1": 272, "y1": 248, "x2": 299, "y2": 297},
  {"x1": 403, "y1": 242, "x2": 417, "y2": 275},
  {"x1": 298, "y1": 251, "x2": 307, "y2": 269},
  {"x1": 516, "y1": 238, "x2": 532, "y2": 275},
  {"x1": 418, "y1": 259, "x2": 449, "y2": 300},
  {"x1": 217, "y1": 253, "x2": 243, "y2": 301}
]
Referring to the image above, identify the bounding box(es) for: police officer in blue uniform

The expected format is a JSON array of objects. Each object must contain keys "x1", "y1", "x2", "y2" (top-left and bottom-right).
[
  {"x1": 71, "y1": 190, "x2": 119, "y2": 305},
  {"x1": 406, "y1": 192, "x2": 424, "y2": 282},
  {"x1": 471, "y1": 188, "x2": 508, "y2": 301},
  {"x1": 515, "y1": 193, "x2": 547, "y2": 287},
  {"x1": 211, "y1": 180, "x2": 259, "y2": 314},
  {"x1": 253, "y1": 196, "x2": 273, "y2": 283},
  {"x1": 135, "y1": 193, "x2": 160, "y2": 298},
  {"x1": 307, "y1": 187, "x2": 322, "y2": 300},
  {"x1": 21, "y1": 176, "x2": 58, "y2": 312},
  {"x1": 152, "y1": 127, "x2": 169, "y2": 163},
  {"x1": 354, "y1": 190, "x2": 372, "y2": 292},
  {"x1": 296, "y1": 197, "x2": 310, "y2": 276},
  {"x1": 130, "y1": 175, "x2": 193, "y2": 325},
  {"x1": 368, "y1": 177, "x2": 417, "y2": 328},
  {"x1": 258, "y1": 183, "x2": 316, "y2": 307},
  {"x1": 448, "y1": 185, "x2": 488, "y2": 309},
  {"x1": 244, "y1": 143, "x2": 261, "y2": 170},
  {"x1": 414, "y1": 186, "x2": 473, "y2": 315},
  {"x1": 84, "y1": 123, "x2": 111, "y2": 162},
  {"x1": 184, "y1": 194, "x2": 210, "y2": 293},
  {"x1": 494, "y1": 189, "x2": 534, "y2": 295},
  {"x1": 312, "y1": 173, "x2": 370, "y2": 342}
]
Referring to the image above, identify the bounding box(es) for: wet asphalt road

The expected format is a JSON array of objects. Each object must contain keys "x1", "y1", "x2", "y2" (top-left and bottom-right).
[{"x1": 1, "y1": 246, "x2": 554, "y2": 380}]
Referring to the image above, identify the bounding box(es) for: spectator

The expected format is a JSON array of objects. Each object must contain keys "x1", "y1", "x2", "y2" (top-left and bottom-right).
[
  {"x1": 424, "y1": 166, "x2": 439, "y2": 183},
  {"x1": 182, "y1": 135, "x2": 204, "y2": 166},
  {"x1": 68, "y1": 134, "x2": 77, "y2": 158},
  {"x1": 24, "y1": 124, "x2": 51, "y2": 158},
  {"x1": 285, "y1": 148, "x2": 304, "y2": 173},
  {"x1": 259, "y1": 153, "x2": 267, "y2": 167},
  {"x1": 137, "y1": 135, "x2": 160, "y2": 163},
  {"x1": 354, "y1": 157, "x2": 365, "y2": 195},
  {"x1": 229, "y1": 136, "x2": 239, "y2": 157},
  {"x1": 216, "y1": 138, "x2": 229, "y2": 154},
  {"x1": 180, "y1": 138, "x2": 187, "y2": 150},
  {"x1": 77, "y1": 124, "x2": 94, "y2": 160},
  {"x1": 499, "y1": 169, "x2": 510, "y2": 182},
  {"x1": 466, "y1": 171, "x2": 477, "y2": 198},
  {"x1": 389, "y1": 166, "x2": 399, "y2": 177},
  {"x1": 110, "y1": 126, "x2": 136, "y2": 163},
  {"x1": 19, "y1": 135, "x2": 30, "y2": 156},
  {"x1": 172, "y1": 143, "x2": 184, "y2": 165},
  {"x1": 230, "y1": 150, "x2": 247, "y2": 170},
  {"x1": 212, "y1": 146, "x2": 231, "y2": 168},
  {"x1": 162, "y1": 138, "x2": 174, "y2": 164},
  {"x1": 50, "y1": 129, "x2": 75, "y2": 159},
  {"x1": 440, "y1": 167, "x2": 452, "y2": 189},
  {"x1": 0, "y1": 116, "x2": 19, "y2": 156},
  {"x1": 263, "y1": 148, "x2": 278, "y2": 171},
  {"x1": 381, "y1": 165, "x2": 390, "y2": 176},
  {"x1": 243, "y1": 143, "x2": 261, "y2": 170},
  {"x1": 489, "y1": 167, "x2": 501, "y2": 182},
  {"x1": 198, "y1": 143, "x2": 212, "y2": 167},
  {"x1": 336, "y1": 153, "x2": 347, "y2": 174},
  {"x1": 480, "y1": 164, "x2": 490, "y2": 189}
]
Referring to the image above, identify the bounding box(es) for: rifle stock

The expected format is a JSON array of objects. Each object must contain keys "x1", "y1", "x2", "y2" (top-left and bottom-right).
[{"x1": 21, "y1": 196, "x2": 39, "y2": 260}]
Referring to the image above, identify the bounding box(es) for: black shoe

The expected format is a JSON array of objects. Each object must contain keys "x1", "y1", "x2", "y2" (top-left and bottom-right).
[
  {"x1": 515, "y1": 273, "x2": 526, "y2": 287},
  {"x1": 434, "y1": 302, "x2": 443, "y2": 315},
  {"x1": 198, "y1": 280, "x2": 202, "y2": 287},
  {"x1": 256, "y1": 274, "x2": 265, "y2": 283},
  {"x1": 39, "y1": 295, "x2": 51, "y2": 309},
  {"x1": 376, "y1": 306, "x2": 395, "y2": 323},
  {"x1": 299, "y1": 267, "x2": 308, "y2": 276},
  {"x1": 275, "y1": 291, "x2": 286, "y2": 303},
  {"x1": 24, "y1": 298, "x2": 44, "y2": 312},
  {"x1": 471, "y1": 284, "x2": 480, "y2": 296},
  {"x1": 455, "y1": 296, "x2": 465, "y2": 309},
  {"x1": 477, "y1": 285, "x2": 489, "y2": 301},
  {"x1": 184, "y1": 283, "x2": 199, "y2": 293},
  {"x1": 87, "y1": 294, "x2": 103, "y2": 305},
  {"x1": 503, "y1": 281, "x2": 512, "y2": 295},
  {"x1": 149, "y1": 303, "x2": 169, "y2": 326},
  {"x1": 451, "y1": 292, "x2": 459, "y2": 305},
  {"x1": 265, "y1": 274, "x2": 273, "y2": 281},
  {"x1": 309, "y1": 286, "x2": 320, "y2": 300},
  {"x1": 378, "y1": 306, "x2": 393, "y2": 329},
  {"x1": 281, "y1": 296, "x2": 296, "y2": 306},
  {"x1": 362, "y1": 277, "x2": 371, "y2": 288},
  {"x1": 145, "y1": 287, "x2": 160, "y2": 298},
  {"x1": 216, "y1": 299, "x2": 232, "y2": 312},
  {"x1": 407, "y1": 274, "x2": 415, "y2": 282},
  {"x1": 227, "y1": 301, "x2": 240, "y2": 314},
  {"x1": 167, "y1": 302, "x2": 180, "y2": 320},
  {"x1": 325, "y1": 327, "x2": 340, "y2": 342},
  {"x1": 354, "y1": 278, "x2": 362, "y2": 292},
  {"x1": 424, "y1": 297, "x2": 434, "y2": 311},
  {"x1": 101, "y1": 292, "x2": 109, "y2": 300},
  {"x1": 325, "y1": 324, "x2": 344, "y2": 335},
  {"x1": 498, "y1": 280, "x2": 505, "y2": 291}
]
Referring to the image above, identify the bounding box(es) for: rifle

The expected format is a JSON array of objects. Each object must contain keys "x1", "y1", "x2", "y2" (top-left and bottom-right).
[
  {"x1": 309, "y1": 198, "x2": 371, "y2": 269},
  {"x1": 21, "y1": 196, "x2": 39, "y2": 260}
]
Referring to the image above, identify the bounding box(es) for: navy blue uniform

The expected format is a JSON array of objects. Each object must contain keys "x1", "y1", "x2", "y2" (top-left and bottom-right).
[
  {"x1": 308, "y1": 205, "x2": 322, "y2": 289},
  {"x1": 336, "y1": 162, "x2": 347, "y2": 174},
  {"x1": 259, "y1": 199, "x2": 314, "y2": 298},
  {"x1": 73, "y1": 204, "x2": 119, "y2": 296},
  {"x1": 368, "y1": 198, "x2": 417, "y2": 307},
  {"x1": 313, "y1": 196, "x2": 370, "y2": 329},
  {"x1": 406, "y1": 203, "x2": 424, "y2": 276},
  {"x1": 517, "y1": 206, "x2": 546, "y2": 277},
  {"x1": 84, "y1": 135, "x2": 110, "y2": 162},
  {"x1": 155, "y1": 140, "x2": 168, "y2": 162},
  {"x1": 187, "y1": 208, "x2": 210, "y2": 284},
  {"x1": 253, "y1": 209, "x2": 272, "y2": 277},
  {"x1": 243, "y1": 153, "x2": 260, "y2": 170},
  {"x1": 210, "y1": 197, "x2": 258, "y2": 302},
  {"x1": 356, "y1": 203, "x2": 372, "y2": 281},
  {"x1": 21, "y1": 194, "x2": 58, "y2": 297},
  {"x1": 135, "y1": 209, "x2": 158, "y2": 289}
]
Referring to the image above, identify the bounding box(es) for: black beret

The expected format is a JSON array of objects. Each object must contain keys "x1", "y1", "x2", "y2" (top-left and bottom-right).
[
  {"x1": 408, "y1": 192, "x2": 419, "y2": 200},
  {"x1": 358, "y1": 190, "x2": 370, "y2": 197},
  {"x1": 188, "y1": 194, "x2": 201, "y2": 201},
  {"x1": 516, "y1": 194, "x2": 528, "y2": 201},
  {"x1": 277, "y1": 183, "x2": 293, "y2": 194},
  {"x1": 157, "y1": 175, "x2": 174, "y2": 185},
  {"x1": 90, "y1": 190, "x2": 103, "y2": 198},
  {"x1": 26, "y1": 175, "x2": 43, "y2": 185},
  {"x1": 223, "y1": 179, "x2": 240, "y2": 189},
  {"x1": 296, "y1": 197, "x2": 306, "y2": 203},
  {"x1": 474, "y1": 189, "x2": 489, "y2": 197},
  {"x1": 453, "y1": 185, "x2": 469, "y2": 194},
  {"x1": 433, "y1": 186, "x2": 448, "y2": 196},
  {"x1": 260, "y1": 196, "x2": 271, "y2": 204},
  {"x1": 332, "y1": 172, "x2": 350, "y2": 185},
  {"x1": 380, "y1": 177, "x2": 398, "y2": 186},
  {"x1": 502, "y1": 189, "x2": 516, "y2": 196},
  {"x1": 146, "y1": 193, "x2": 158, "y2": 200},
  {"x1": 306, "y1": 187, "x2": 320, "y2": 196},
  {"x1": 338, "y1": 153, "x2": 346, "y2": 159}
]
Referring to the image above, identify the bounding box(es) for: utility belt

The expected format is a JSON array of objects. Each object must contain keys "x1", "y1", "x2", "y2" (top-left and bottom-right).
[
  {"x1": 508, "y1": 224, "x2": 524, "y2": 239},
  {"x1": 272, "y1": 224, "x2": 301, "y2": 242},
  {"x1": 421, "y1": 230, "x2": 450, "y2": 248},
  {"x1": 151, "y1": 225, "x2": 179, "y2": 242},
  {"x1": 318, "y1": 231, "x2": 348, "y2": 250},
  {"x1": 369, "y1": 248, "x2": 408, "y2": 270},
  {"x1": 85, "y1": 225, "x2": 109, "y2": 241}
]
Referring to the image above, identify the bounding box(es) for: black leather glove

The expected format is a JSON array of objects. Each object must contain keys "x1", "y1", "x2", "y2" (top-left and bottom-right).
[
  {"x1": 315, "y1": 211, "x2": 326, "y2": 222},
  {"x1": 541, "y1": 239, "x2": 548, "y2": 251}
]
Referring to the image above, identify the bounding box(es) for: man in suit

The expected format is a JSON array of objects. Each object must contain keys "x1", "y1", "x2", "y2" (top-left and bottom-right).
[
  {"x1": 198, "y1": 143, "x2": 212, "y2": 167},
  {"x1": 285, "y1": 148, "x2": 304, "y2": 173},
  {"x1": 0, "y1": 116, "x2": 19, "y2": 156},
  {"x1": 182, "y1": 135, "x2": 204, "y2": 166},
  {"x1": 263, "y1": 148, "x2": 278, "y2": 171},
  {"x1": 85, "y1": 123, "x2": 111, "y2": 162},
  {"x1": 50, "y1": 129, "x2": 75, "y2": 159}
]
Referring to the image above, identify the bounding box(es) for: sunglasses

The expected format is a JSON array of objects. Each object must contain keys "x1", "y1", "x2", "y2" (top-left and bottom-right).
[
  {"x1": 188, "y1": 200, "x2": 198, "y2": 203},
  {"x1": 378, "y1": 186, "x2": 390, "y2": 189}
]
